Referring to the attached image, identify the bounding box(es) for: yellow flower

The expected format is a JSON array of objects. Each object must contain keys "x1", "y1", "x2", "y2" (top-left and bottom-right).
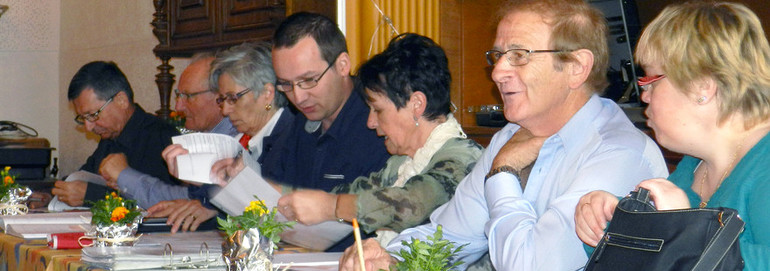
[
  {"x1": 3, "y1": 166, "x2": 9, "y2": 172},
  {"x1": 3, "y1": 176, "x2": 13, "y2": 185},
  {"x1": 111, "y1": 206, "x2": 129, "y2": 222},
  {"x1": 245, "y1": 200, "x2": 268, "y2": 216}
]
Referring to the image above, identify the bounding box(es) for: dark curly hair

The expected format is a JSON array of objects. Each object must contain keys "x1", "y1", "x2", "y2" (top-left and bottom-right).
[{"x1": 356, "y1": 33, "x2": 451, "y2": 121}]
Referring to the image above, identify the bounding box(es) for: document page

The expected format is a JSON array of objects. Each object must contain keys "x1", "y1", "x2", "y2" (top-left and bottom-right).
[
  {"x1": 210, "y1": 167, "x2": 353, "y2": 251},
  {"x1": 48, "y1": 170, "x2": 106, "y2": 211},
  {"x1": 171, "y1": 133, "x2": 242, "y2": 184}
]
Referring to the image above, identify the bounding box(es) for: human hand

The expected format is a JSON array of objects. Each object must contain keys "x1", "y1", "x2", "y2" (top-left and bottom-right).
[
  {"x1": 339, "y1": 238, "x2": 396, "y2": 271},
  {"x1": 637, "y1": 178, "x2": 690, "y2": 210},
  {"x1": 147, "y1": 199, "x2": 217, "y2": 233},
  {"x1": 99, "y1": 153, "x2": 129, "y2": 189},
  {"x1": 210, "y1": 156, "x2": 245, "y2": 187},
  {"x1": 574, "y1": 190, "x2": 619, "y2": 247},
  {"x1": 27, "y1": 192, "x2": 52, "y2": 209},
  {"x1": 277, "y1": 190, "x2": 337, "y2": 225},
  {"x1": 490, "y1": 127, "x2": 547, "y2": 172},
  {"x1": 51, "y1": 180, "x2": 87, "y2": 207},
  {"x1": 161, "y1": 144, "x2": 189, "y2": 178}
]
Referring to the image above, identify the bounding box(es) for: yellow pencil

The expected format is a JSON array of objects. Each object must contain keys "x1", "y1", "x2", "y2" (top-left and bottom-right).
[{"x1": 352, "y1": 218, "x2": 367, "y2": 271}]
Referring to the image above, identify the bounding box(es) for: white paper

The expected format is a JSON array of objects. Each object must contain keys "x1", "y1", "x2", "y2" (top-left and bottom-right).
[
  {"x1": 5, "y1": 223, "x2": 88, "y2": 239},
  {"x1": 0, "y1": 211, "x2": 92, "y2": 230},
  {"x1": 48, "y1": 170, "x2": 107, "y2": 211},
  {"x1": 210, "y1": 167, "x2": 353, "y2": 251},
  {"x1": 273, "y1": 252, "x2": 342, "y2": 268},
  {"x1": 171, "y1": 133, "x2": 242, "y2": 184}
]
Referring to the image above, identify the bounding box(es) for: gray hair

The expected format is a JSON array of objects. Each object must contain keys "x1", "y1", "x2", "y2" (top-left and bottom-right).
[{"x1": 210, "y1": 42, "x2": 287, "y2": 108}]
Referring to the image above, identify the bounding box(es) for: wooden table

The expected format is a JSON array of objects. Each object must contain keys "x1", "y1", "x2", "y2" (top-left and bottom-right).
[{"x1": 0, "y1": 233, "x2": 87, "y2": 271}]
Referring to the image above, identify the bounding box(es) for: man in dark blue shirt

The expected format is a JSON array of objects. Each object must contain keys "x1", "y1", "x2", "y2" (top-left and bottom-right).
[
  {"x1": 267, "y1": 13, "x2": 390, "y2": 252},
  {"x1": 266, "y1": 13, "x2": 390, "y2": 192}
]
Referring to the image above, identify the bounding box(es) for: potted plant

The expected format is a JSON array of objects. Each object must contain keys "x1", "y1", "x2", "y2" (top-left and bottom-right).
[
  {"x1": 88, "y1": 192, "x2": 143, "y2": 246},
  {"x1": 0, "y1": 166, "x2": 31, "y2": 215},
  {"x1": 391, "y1": 225, "x2": 466, "y2": 271},
  {"x1": 218, "y1": 197, "x2": 294, "y2": 271}
]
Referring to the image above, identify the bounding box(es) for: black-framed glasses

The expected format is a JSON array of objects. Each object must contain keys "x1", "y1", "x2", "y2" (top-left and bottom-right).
[
  {"x1": 74, "y1": 94, "x2": 117, "y2": 125},
  {"x1": 174, "y1": 88, "x2": 212, "y2": 100},
  {"x1": 216, "y1": 88, "x2": 251, "y2": 105},
  {"x1": 485, "y1": 48, "x2": 571, "y2": 66},
  {"x1": 275, "y1": 60, "x2": 335, "y2": 93}
]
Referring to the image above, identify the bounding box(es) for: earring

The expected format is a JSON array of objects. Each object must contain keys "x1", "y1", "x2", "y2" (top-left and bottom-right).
[
  {"x1": 697, "y1": 96, "x2": 707, "y2": 104},
  {"x1": 414, "y1": 116, "x2": 419, "y2": 127},
  {"x1": 265, "y1": 104, "x2": 272, "y2": 111}
]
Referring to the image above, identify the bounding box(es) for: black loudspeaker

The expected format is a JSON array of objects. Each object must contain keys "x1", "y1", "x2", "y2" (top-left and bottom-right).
[{"x1": 590, "y1": 0, "x2": 643, "y2": 105}]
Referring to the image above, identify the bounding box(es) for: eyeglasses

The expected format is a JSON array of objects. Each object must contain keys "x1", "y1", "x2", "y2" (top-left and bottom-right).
[
  {"x1": 275, "y1": 60, "x2": 335, "y2": 93},
  {"x1": 74, "y1": 94, "x2": 116, "y2": 125},
  {"x1": 638, "y1": 74, "x2": 666, "y2": 91},
  {"x1": 485, "y1": 48, "x2": 571, "y2": 66},
  {"x1": 174, "y1": 88, "x2": 212, "y2": 100},
  {"x1": 216, "y1": 88, "x2": 251, "y2": 105}
]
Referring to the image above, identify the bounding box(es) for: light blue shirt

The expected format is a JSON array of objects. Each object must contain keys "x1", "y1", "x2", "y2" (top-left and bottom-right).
[
  {"x1": 386, "y1": 95, "x2": 669, "y2": 270},
  {"x1": 117, "y1": 117, "x2": 238, "y2": 208}
]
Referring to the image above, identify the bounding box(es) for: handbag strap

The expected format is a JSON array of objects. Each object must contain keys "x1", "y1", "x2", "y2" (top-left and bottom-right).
[{"x1": 692, "y1": 209, "x2": 745, "y2": 271}]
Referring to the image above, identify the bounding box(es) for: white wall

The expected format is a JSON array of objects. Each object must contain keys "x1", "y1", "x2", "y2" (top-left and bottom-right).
[
  {"x1": 58, "y1": 0, "x2": 190, "y2": 175},
  {"x1": 0, "y1": 0, "x2": 61, "y2": 168}
]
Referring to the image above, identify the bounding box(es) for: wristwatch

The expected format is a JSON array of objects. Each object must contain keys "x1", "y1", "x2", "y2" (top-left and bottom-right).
[{"x1": 485, "y1": 165, "x2": 517, "y2": 181}]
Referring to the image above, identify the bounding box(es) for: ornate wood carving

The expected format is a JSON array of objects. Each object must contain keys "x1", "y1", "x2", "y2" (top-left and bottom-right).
[{"x1": 151, "y1": 0, "x2": 336, "y2": 119}]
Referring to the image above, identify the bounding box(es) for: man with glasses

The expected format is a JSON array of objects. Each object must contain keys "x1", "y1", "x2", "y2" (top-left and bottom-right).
[
  {"x1": 52, "y1": 61, "x2": 180, "y2": 207},
  {"x1": 265, "y1": 12, "x2": 390, "y2": 194},
  {"x1": 340, "y1": 0, "x2": 667, "y2": 270},
  {"x1": 98, "y1": 54, "x2": 238, "y2": 209}
]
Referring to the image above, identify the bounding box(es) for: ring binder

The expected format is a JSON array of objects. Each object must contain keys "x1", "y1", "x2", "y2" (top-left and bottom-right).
[{"x1": 162, "y1": 242, "x2": 217, "y2": 269}]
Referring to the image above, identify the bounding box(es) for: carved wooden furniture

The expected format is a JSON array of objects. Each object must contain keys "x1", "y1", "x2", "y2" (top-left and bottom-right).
[{"x1": 151, "y1": 0, "x2": 335, "y2": 119}]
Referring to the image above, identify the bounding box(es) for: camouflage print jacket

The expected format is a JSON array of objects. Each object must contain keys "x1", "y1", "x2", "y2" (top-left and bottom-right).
[{"x1": 332, "y1": 137, "x2": 483, "y2": 233}]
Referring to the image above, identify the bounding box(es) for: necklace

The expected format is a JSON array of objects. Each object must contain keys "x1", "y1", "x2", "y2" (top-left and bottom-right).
[{"x1": 698, "y1": 136, "x2": 746, "y2": 208}]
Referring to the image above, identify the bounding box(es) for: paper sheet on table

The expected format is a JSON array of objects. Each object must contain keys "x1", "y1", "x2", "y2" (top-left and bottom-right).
[
  {"x1": 210, "y1": 166, "x2": 353, "y2": 251},
  {"x1": 273, "y1": 252, "x2": 342, "y2": 269},
  {"x1": 48, "y1": 170, "x2": 106, "y2": 211},
  {"x1": 171, "y1": 133, "x2": 242, "y2": 184},
  {"x1": 5, "y1": 223, "x2": 88, "y2": 239},
  {"x1": 0, "y1": 211, "x2": 91, "y2": 230}
]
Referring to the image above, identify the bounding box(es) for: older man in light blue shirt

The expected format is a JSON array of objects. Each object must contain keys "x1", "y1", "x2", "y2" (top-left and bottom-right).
[{"x1": 339, "y1": 1, "x2": 668, "y2": 270}]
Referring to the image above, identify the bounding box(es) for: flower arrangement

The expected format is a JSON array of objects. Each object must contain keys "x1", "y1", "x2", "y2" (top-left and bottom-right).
[
  {"x1": 391, "y1": 225, "x2": 467, "y2": 271},
  {"x1": 217, "y1": 197, "x2": 295, "y2": 245},
  {"x1": 167, "y1": 111, "x2": 189, "y2": 134},
  {"x1": 0, "y1": 166, "x2": 31, "y2": 215},
  {"x1": 0, "y1": 166, "x2": 22, "y2": 200},
  {"x1": 89, "y1": 192, "x2": 142, "y2": 226}
]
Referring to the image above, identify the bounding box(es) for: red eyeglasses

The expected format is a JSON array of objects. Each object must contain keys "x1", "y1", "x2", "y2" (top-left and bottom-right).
[{"x1": 638, "y1": 74, "x2": 666, "y2": 87}]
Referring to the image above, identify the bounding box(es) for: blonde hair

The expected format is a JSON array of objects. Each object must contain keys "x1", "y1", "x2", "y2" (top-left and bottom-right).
[
  {"x1": 636, "y1": 1, "x2": 770, "y2": 128},
  {"x1": 497, "y1": 0, "x2": 609, "y2": 94}
]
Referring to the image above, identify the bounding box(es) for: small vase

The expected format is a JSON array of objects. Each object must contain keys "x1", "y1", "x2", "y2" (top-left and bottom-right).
[
  {"x1": 0, "y1": 186, "x2": 31, "y2": 215},
  {"x1": 91, "y1": 216, "x2": 141, "y2": 247},
  {"x1": 222, "y1": 228, "x2": 275, "y2": 271}
]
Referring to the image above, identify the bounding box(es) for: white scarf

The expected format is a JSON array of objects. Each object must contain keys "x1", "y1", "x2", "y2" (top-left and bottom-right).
[{"x1": 392, "y1": 114, "x2": 465, "y2": 188}]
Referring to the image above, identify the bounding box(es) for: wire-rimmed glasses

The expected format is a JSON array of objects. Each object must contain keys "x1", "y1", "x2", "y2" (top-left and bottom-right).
[
  {"x1": 485, "y1": 48, "x2": 571, "y2": 66},
  {"x1": 74, "y1": 94, "x2": 117, "y2": 125}
]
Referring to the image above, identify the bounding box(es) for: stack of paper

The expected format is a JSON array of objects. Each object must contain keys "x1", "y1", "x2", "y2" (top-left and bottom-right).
[{"x1": 0, "y1": 211, "x2": 91, "y2": 239}]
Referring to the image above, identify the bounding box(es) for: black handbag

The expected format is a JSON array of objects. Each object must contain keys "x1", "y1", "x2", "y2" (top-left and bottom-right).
[{"x1": 584, "y1": 188, "x2": 745, "y2": 271}]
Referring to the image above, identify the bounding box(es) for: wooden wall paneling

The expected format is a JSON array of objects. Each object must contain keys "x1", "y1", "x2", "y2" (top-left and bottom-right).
[
  {"x1": 153, "y1": 0, "x2": 335, "y2": 119},
  {"x1": 440, "y1": 0, "x2": 503, "y2": 146}
]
